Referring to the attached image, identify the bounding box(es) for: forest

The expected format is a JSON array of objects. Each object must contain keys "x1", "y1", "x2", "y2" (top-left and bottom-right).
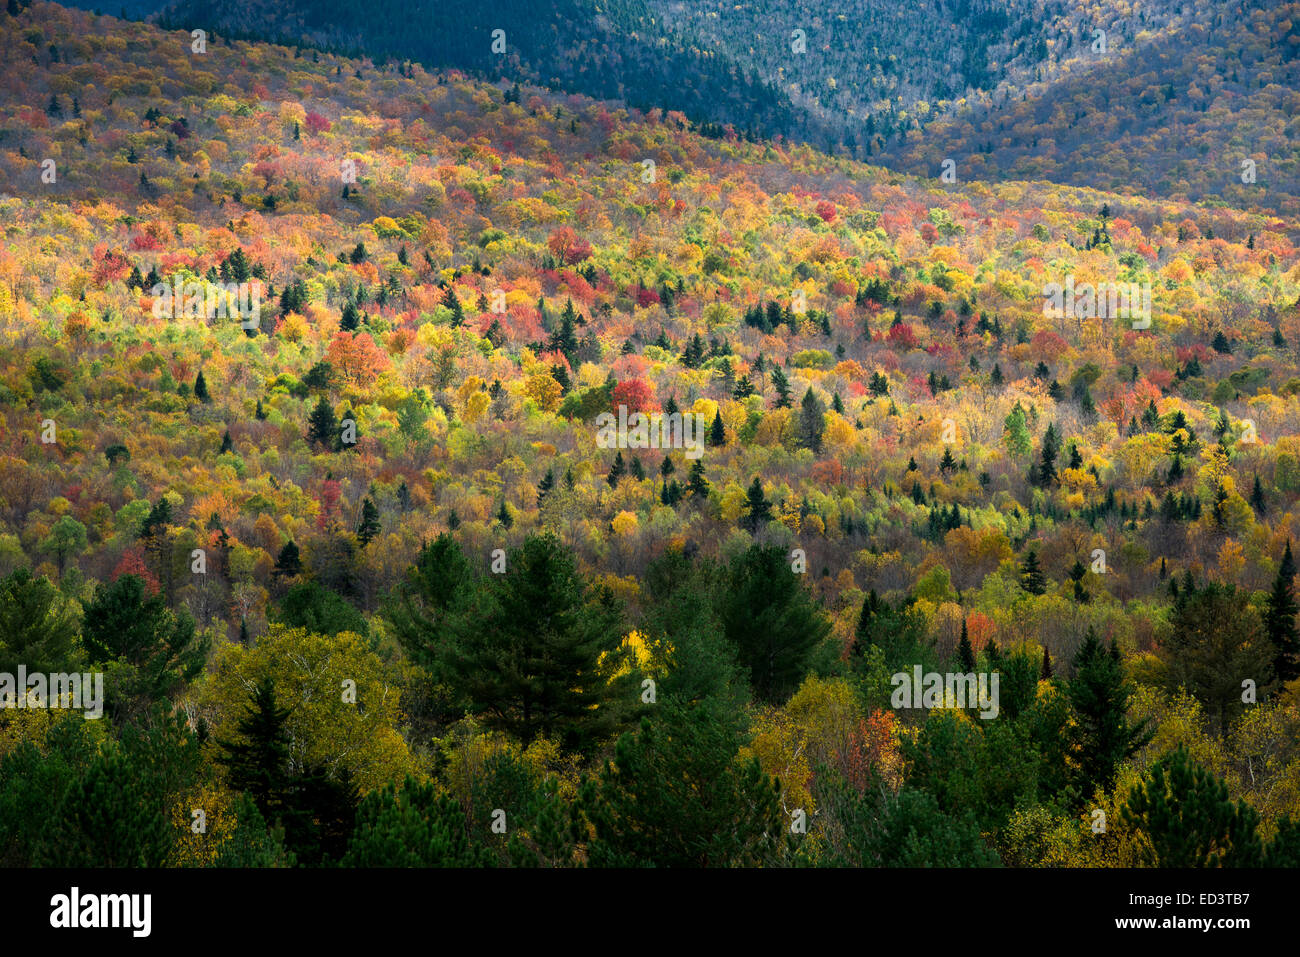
[{"x1": 0, "y1": 0, "x2": 1299, "y2": 868}]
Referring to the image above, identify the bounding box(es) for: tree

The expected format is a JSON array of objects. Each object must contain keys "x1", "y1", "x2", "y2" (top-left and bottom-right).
[
  {"x1": 1120, "y1": 748, "x2": 1263, "y2": 867},
  {"x1": 37, "y1": 515, "x2": 87, "y2": 577},
  {"x1": 274, "y1": 580, "x2": 368, "y2": 637},
  {"x1": 686, "y1": 461, "x2": 710, "y2": 498},
  {"x1": 578, "y1": 701, "x2": 786, "y2": 867},
  {"x1": 194, "y1": 369, "x2": 210, "y2": 403},
  {"x1": 1068, "y1": 628, "x2": 1151, "y2": 794},
  {"x1": 606, "y1": 451, "x2": 627, "y2": 488},
  {"x1": 717, "y1": 544, "x2": 831, "y2": 703},
  {"x1": 0, "y1": 568, "x2": 79, "y2": 674},
  {"x1": 1019, "y1": 549, "x2": 1047, "y2": 595},
  {"x1": 1264, "y1": 541, "x2": 1299, "y2": 683},
  {"x1": 82, "y1": 574, "x2": 209, "y2": 719},
  {"x1": 771, "y1": 367, "x2": 793, "y2": 408},
  {"x1": 956, "y1": 618, "x2": 975, "y2": 672},
  {"x1": 437, "y1": 535, "x2": 630, "y2": 752},
  {"x1": 306, "y1": 395, "x2": 338, "y2": 449},
  {"x1": 342, "y1": 776, "x2": 493, "y2": 867},
  {"x1": 384, "y1": 534, "x2": 472, "y2": 673},
  {"x1": 707, "y1": 410, "x2": 726, "y2": 447},
  {"x1": 356, "y1": 497, "x2": 380, "y2": 546},
  {"x1": 272, "y1": 541, "x2": 303, "y2": 579},
  {"x1": 340, "y1": 299, "x2": 361, "y2": 332},
  {"x1": 1162, "y1": 580, "x2": 1274, "y2": 732},
  {"x1": 797, "y1": 387, "x2": 826, "y2": 452},
  {"x1": 215, "y1": 676, "x2": 360, "y2": 866},
  {"x1": 741, "y1": 477, "x2": 773, "y2": 531},
  {"x1": 1003, "y1": 402, "x2": 1031, "y2": 458}
]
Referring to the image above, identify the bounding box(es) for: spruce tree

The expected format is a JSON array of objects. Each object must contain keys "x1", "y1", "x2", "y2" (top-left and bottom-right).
[
  {"x1": 956, "y1": 619, "x2": 975, "y2": 672},
  {"x1": 306, "y1": 395, "x2": 337, "y2": 449},
  {"x1": 1068, "y1": 628, "x2": 1150, "y2": 792},
  {"x1": 194, "y1": 369, "x2": 210, "y2": 403},
  {"x1": 1019, "y1": 549, "x2": 1047, "y2": 595},
  {"x1": 707, "y1": 411, "x2": 726, "y2": 447},
  {"x1": 356, "y1": 497, "x2": 380, "y2": 547},
  {"x1": 1265, "y1": 541, "x2": 1299, "y2": 683},
  {"x1": 741, "y1": 477, "x2": 773, "y2": 531},
  {"x1": 272, "y1": 541, "x2": 303, "y2": 578}
]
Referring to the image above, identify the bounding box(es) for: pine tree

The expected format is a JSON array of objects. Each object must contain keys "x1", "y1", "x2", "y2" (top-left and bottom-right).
[
  {"x1": 956, "y1": 619, "x2": 975, "y2": 672},
  {"x1": 216, "y1": 677, "x2": 293, "y2": 821},
  {"x1": 194, "y1": 369, "x2": 210, "y2": 403},
  {"x1": 1250, "y1": 474, "x2": 1267, "y2": 515},
  {"x1": 770, "y1": 367, "x2": 793, "y2": 408},
  {"x1": 1120, "y1": 748, "x2": 1263, "y2": 867},
  {"x1": 254, "y1": 398, "x2": 267, "y2": 420},
  {"x1": 356, "y1": 497, "x2": 380, "y2": 547},
  {"x1": 1068, "y1": 629, "x2": 1149, "y2": 792},
  {"x1": 306, "y1": 395, "x2": 337, "y2": 449},
  {"x1": 1019, "y1": 549, "x2": 1047, "y2": 595},
  {"x1": 1265, "y1": 541, "x2": 1299, "y2": 684},
  {"x1": 536, "y1": 468, "x2": 555, "y2": 507},
  {"x1": 797, "y1": 387, "x2": 826, "y2": 452},
  {"x1": 340, "y1": 300, "x2": 361, "y2": 332},
  {"x1": 687, "y1": 461, "x2": 710, "y2": 498},
  {"x1": 742, "y1": 477, "x2": 773, "y2": 531},
  {"x1": 495, "y1": 500, "x2": 513, "y2": 529},
  {"x1": 607, "y1": 452, "x2": 627, "y2": 488},
  {"x1": 272, "y1": 541, "x2": 303, "y2": 578},
  {"x1": 707, "y1": 411, "x2": 726, "y2": 447}
]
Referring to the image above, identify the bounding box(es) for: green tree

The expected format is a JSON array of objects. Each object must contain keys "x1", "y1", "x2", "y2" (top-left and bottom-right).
[
  {"x1": 0, "y1": 568, "x2": 80, "y2": 673},
  {"x1": 1019, "y1": 549, "x2": 1047, "y2": 595},
  {"x1": 194, "y1": 369, "x2": 210, "y2": 403},
  {"x1": 37, "y1": 515, "x2": 87, "y2": 577},
  {"x1": 578, "y1": 701, "x2": 786, "y2": 867},
  {"x1": 797, "y1": 387, "x2": 826, "y2": 453},
  {"x1": 306, "y1": 395, "x2": 338, "y2": 450},
  {"x1": 342, "y1": 776, "x2": 494, "y2": 867},
  {"x1": 439, "y1": 535, "x2": 629, "y2": 752},
  {"x1": 717, "y1": 544, "x2": 830, "y2": 703},
  {"x1": 741, "y1": 477, "x2": 773, "y2": 532},
  {"x1": 1068, "y1": 628, "x2": 1152, "y2": 794},
  {"x1": 356, "y1": 496, "x2": 380, "y2": 547},
  {"x1": 1264, "y1": 541, "x2": 1299, "y2": 683},
  {"x1": 1163, "y1": 580, "x2": 1274, "y2": 732},
  {"x1": 1120, "y1": 748, "x2": 1263, "y2": 867},
  {"x1": 82, "y1": 574, "x2": 209, "y2": 720}
]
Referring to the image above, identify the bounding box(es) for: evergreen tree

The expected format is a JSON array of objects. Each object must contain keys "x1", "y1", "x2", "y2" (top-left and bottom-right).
[
  {"x1": 1019, "y1": 549, "x2": 1047, "y2": 595},
  {"x1": 438, "y1": 535, "x2": 629, "y2": 752},
  {"x1": 797, "y1": 387, "x2": 826, "y2": 452},
  {"x1": 356, "y1": 497, "x2": 380, "y2": 547},
  {"x1": 741, "y1": 477, "x2": 773, "y2": 531},
  {"x1": 306, "y1": 395, "x2": 337, "y2": 449},
  {"x1": 686, "y1": 460, "x2": 710, "y2": 498},
  {"x1": 956, "y1": 619, "x2": 975, "y2": 671},
  {"x1": 578, "y1": 701, "x2": 785, "y2": 867},
  {"x1": 707, "y1": 411, "x2": 726, "y2": 447},
  {"x1": 1068, "y1": 629, "x2": 1151, "y2": 793},
  {"x1": 272, "y1": 541, "x2": 303, "y2": 579},
  {"x1": 718, "y1": 544, "x2": 831, "y2": 703},
  {"x1": 1265, "y1": 541, "x2": 1299, "y2": 684},
  {"x1": 770, "y1": 367, "x2": 793, "y2": 408},
  {"x1": 606, "y1": 451, "x2": 627, "y2": 487},
  {"x1": 536, "y1": 468, "x2": 555, "y2": 507},
  {"x1": 194, "y1": 369, "x2": 210, "y2": 403},
  {"x1": 1120, "y1": 748, "x2": 1263, "y2": 867}
]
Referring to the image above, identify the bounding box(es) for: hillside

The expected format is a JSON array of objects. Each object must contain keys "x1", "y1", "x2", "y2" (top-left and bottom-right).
[{"x1": 1, "y1": 0, "x2": 1300, "y2": 870}]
